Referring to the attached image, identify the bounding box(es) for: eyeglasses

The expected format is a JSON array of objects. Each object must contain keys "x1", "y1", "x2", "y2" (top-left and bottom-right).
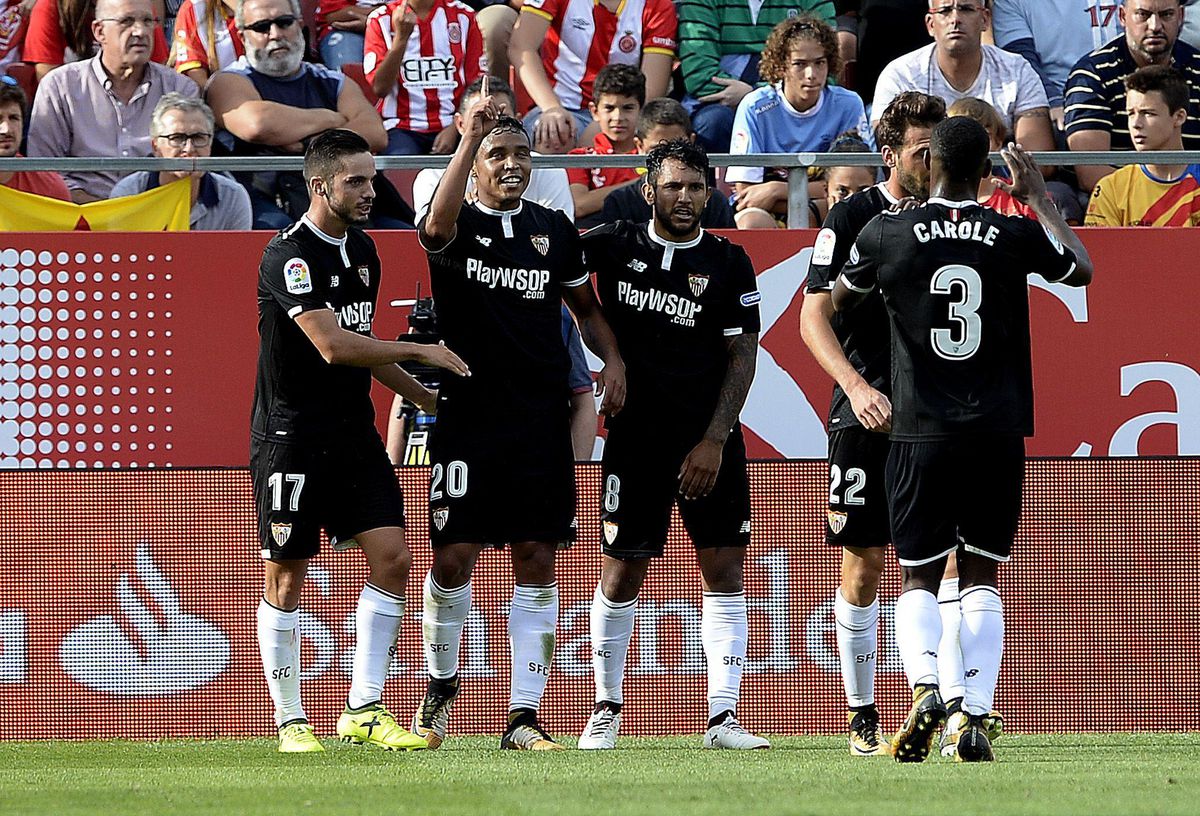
[
  {"x1": 97, "y1": 15, "x2": 162, "y2": 30},
  {"x1": 156, "y1": 132, "x2": 213, "y2": 148},
  {"x1": 242, "y1": 14, "x2": 299, "y2": 34}
]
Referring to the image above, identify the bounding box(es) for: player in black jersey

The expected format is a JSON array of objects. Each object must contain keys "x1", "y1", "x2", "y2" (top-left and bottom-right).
[
  {"x1": 251, "y1": 130, "x2": 470, "y2": 754},
  {"x1": 574, "y1": 141, "x2": 768, "y2": 751},
  {"x1": 801, "y1": 92, "x2": 947, "y2": 757},
  {"x1": 835, "y1": 119, "x2": 1093, "y2": 762},
  {"x1": 414, "y1": 79, "x2": 626, "y2": 751}
]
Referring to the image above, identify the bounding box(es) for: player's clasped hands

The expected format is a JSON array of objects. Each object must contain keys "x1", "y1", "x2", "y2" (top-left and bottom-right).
[{"x1": 678, "y1": 439, "x2": 722, "y2": 500}]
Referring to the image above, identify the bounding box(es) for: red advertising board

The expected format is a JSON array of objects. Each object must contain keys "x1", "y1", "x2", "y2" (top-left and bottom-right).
[
  {"x1": 1, "y1": 461, "x2": 1197, "y2": 739},
  {"x1": 1, "y1": 229, "x2": 1197, "y2": 466}
]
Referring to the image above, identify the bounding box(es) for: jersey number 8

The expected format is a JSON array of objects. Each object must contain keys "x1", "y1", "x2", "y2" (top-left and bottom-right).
[{"x1": 930, "y1": 264, "x2": 982, "y2": 360}]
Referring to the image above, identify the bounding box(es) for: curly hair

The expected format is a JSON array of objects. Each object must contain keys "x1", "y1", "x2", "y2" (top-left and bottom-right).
[
  {"x1": 645, "y1": 139, "x2": 709, "y2": 187},
  {"x1": 759, "y1": 16, "x2": 840, "y2": 86},
  {"x1": 874, "y1": 91, "x2": 946, "y2": 151}
]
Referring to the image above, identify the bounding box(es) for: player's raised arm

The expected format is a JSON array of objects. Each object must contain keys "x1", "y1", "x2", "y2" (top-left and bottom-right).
[
  {"x1": 996, "y1": 142, "x2": 1094, "y2": 287},
  {"x1": 420, "y1": 76, "x2": 499, "y2": 251},
  {"x1": 294, "y1": 309, "x2": 470, "y2": 375},
  {"x1": 562, "y1": 280, "x2": 626, "y2": 416}
]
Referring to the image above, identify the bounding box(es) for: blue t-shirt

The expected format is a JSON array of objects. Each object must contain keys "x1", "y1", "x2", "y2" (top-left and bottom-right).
[
  {"x1": 216, "y1": 57, "x2": 345, "y2": 155},
  {"x1": 726, "y1": 84, "x2": 873, "y2": 184}
]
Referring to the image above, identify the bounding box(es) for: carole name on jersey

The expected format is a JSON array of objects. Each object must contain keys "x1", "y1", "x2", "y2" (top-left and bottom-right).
[
  {"x1": 912, "y1": 217, "x2": 1000, "y2": 247},
  {"x1": 615, "y1": 280, "x2": 703, "y2": 327},
  {"x1": 465, "y1": 257, "x2": 552, "y2": 299},
  {"x1": 336, "y1": 301, "x2": 374, "y2": 333}
]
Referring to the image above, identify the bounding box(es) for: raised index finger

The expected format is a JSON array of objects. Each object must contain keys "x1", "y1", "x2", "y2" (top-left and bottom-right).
[{"x1": 481, "y1": 74, "x2": 489, "y2": 100}]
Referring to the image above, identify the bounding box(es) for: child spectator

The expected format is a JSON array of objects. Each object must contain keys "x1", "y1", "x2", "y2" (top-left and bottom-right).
[
  {"x1": 172, "y1": 0, "x2": 242, "y2": 86},
  {"x1": 566, "y1": 62, "x2": 643, "y2": 227},
  {"x1": 821, "y1": 131, "x2": 876, "y2": 216},
  {"x1": 727, "y1": 15, "x2": 871, "y2": 229},
  {"x1": 364, "y1": 0, "x2": 484, "y2": 155},
  {"x1": 947, "y1": 96, "x2": 1035, "y2": 218}
]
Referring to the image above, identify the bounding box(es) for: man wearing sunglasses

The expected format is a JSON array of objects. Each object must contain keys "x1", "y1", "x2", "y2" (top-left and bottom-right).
[
  {"x1": 108, "y1": 93, "x2": 252, "y2": 229},
  {"x1": 206, "y1": 0, "x2": 388, "y2": 229}
]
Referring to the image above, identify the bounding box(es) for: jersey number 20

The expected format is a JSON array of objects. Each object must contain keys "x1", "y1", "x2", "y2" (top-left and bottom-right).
[{"x1": 930, "y1": 264, "x2": 982, "y2": 360}]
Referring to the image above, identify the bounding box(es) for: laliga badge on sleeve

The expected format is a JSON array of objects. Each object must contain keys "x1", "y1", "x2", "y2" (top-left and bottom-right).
[{"x1": 284, "y1": 258, "x2": 312, "y2": 294}]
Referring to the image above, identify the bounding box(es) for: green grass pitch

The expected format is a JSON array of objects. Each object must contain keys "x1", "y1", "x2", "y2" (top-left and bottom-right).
[{"x1": 1, "y1": 734, "x2": 1196, "y2": 815}]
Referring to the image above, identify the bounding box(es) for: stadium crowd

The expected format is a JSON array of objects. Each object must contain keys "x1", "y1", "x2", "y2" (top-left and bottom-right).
[{"x1": 0, "y1": 0, "x2": 1198, "y2": 229}]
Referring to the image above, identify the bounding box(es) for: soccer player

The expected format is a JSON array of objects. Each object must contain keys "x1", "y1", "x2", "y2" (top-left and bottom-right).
[
  {"x1": 801, "y1": 90, "x2": 946, "y2": 757},
  {"x1": 414, "y1": 78, "x2": 627, "y2": 750},
  {"x1": 251, "y1": 129, "x2": 470, "y2": 753},
  {"x1": 576, "y1": 139, "x2": 768, "y2": 751},
  {"x1": 833, "y1": 120, "x2": 1094, "y2": 762}
]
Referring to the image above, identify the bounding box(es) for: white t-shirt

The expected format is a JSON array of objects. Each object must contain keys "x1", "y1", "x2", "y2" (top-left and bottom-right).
[
  {"x1": 411, "y1": 164, "x2": 575, "y2": 220},
  {"x1": 871, "y1": 42, "x2": 1049, "y2": 131}
]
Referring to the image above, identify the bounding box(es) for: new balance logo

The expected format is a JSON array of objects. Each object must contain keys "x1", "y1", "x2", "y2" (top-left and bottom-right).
[
  {"x1": 475, "y1": 235, "x2": 492, "y2": 247},
  {"x1": 923, "y1": 650, "x2": 938, "y2": 657},
  {"x1": 965, "y1": 668, "x2": 979, "y2": 678},
  {"x1": 627, "y1": 259, "x2": 647, "y2": 273}
]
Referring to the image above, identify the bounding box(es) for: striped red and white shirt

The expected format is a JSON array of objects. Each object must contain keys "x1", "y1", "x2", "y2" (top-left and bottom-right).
[
  {"x1": 521, "y1": 0, "x2": 677, "y2": 111},
  {"x1": 172, "y1": 0, "x2": 243, "y2": 75},
  {"x1": 363, "y1": 0, "x2": 485, "y2": 134}
]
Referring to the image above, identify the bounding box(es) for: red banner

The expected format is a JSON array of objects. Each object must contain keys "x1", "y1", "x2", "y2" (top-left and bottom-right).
[
  {"x1": 0, "y1": 461, "x2": 1197, "y2": 739},
  {"x1": 1, "y1": 229, "x2": 1197, "y2": 466}
]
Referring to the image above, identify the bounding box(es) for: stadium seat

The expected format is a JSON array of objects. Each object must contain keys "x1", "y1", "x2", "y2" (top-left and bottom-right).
[
  {"x1": 341, "y1": 62, "x2": 377, "y2": 104},
  {"x1": 6, "y1": 63, "x2": 38, "y2": 106}
]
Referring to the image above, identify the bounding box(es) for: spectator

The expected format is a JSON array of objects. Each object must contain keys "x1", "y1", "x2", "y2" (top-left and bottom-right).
[
  {"x1": 1065, "y1": 0, "x2": 1200, "y2": 193},
  {"x1": 27, "y1": 0, "x2": 198, "y2": 202},
  {"x1": 0, "y1": 0, "x2": 30, "y2": 76},
  {"x1": 1182, "y1": 0, "x2": 1200, "y2": 49},
  {"x1": 472, "y1": 0, "x2": 518, "y2": 79},
  {"x1": 727, "y1": 15, "x2": 871, "y2": 229},
  {"x1": 1085, "y1": 65, "x2": 1200, "y2": 225},
  {"x1": 821, "y1": 131, "x2": 877, "y2": 214},
  {"x1": 834, "y1": 0, "x2": 931, "y2": 103},
  {"x1": 566, "y1": 63, "x2": 643, "y2": 228},
  {"x1": 364, "y1": 0, "x2": 484, "y2": 155},
  {"x1": 108, "y1": 93, "x2": 252, "y2": 227},
  {"x1": 509, "y1": 0, "x2": 676, "y2": 153},
  {"x1": 991, "y1": 0, "x2": 1123, "y2": 133},
  {"x1": 172, "y1": 0, "x2": 243, "y2": 86},
  {"x1": 599, "y1": 97, "x2": 736, "y2": 227},
  {"x1": 409, "y1": 73, "x2": 572, "y2": 216},
  {"x1": 0, "y1": 77, "x2": 72, "y2": 200},
  {"x1": 24, "y1": 0, "x2": 171, "y2": 81},
  {"x1": 313, "y1": 0, "x2": 384, "y2": 69},
  {"x1": 206, "y1": 0, "x2": 388, "y2": 229},
  {"x1": 871, "y1": 2, "x2": 1054, "y2": 159},
  {"x1": 947, "y1": 95, "x2": 1035, "y2": 217},
  {"x1": 678, "y1": 0, "x2": 835, "y2": 154}
]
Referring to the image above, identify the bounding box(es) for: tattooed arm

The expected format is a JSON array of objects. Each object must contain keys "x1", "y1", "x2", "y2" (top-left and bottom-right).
[{"x1": 678, "y1": 332, "x2": 758, "y2": 499}]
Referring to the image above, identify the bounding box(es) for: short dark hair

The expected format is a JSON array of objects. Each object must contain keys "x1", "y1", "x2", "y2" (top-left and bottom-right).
[
  {"x1": 930, "y1": 116, "x2": 991, "y2": 182},
  {"x1": 1126, "y1": 65, "x2": 1190, "y2": 114},
  {"x1": 459, "y1": 74, "x2": 515, "y2": 116},
  {"x1": 303, "y1": 128, "x2": 371, "y2": 181},
  {"x1": 645, "y1": 139, "x2": 709, "y2": 187},
  {"x1": 760, "y1": 16, "x2": 840, "y2": 85},
  {"x1": 637, "y1": 98, "x2": 692, "y2": 139},
  {"x1": 875, "y1": 91, "x2": 946, "y2": 151},
  {"x1": 592, "y1": 63, "x2": 646, "y2": 107},
  {"x1": 0, "y1": 81, "x2": 27, "y2": 119},
  {"x1": 480, "y1": 114, "x2": 529, "y2": 148}
]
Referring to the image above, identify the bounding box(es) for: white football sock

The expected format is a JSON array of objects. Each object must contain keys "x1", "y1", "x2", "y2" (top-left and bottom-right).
[
  {"x1": 508, "y1": 583, "x2": 559, "y2": 712},
  {"x1": 590, "y1": 584, "x2": 636, "y2": 705},
  {"x1": 834, "y1": 589, "x2": 878, "y2": 708},
  {"x1": 936, "y1": 577, "x2": 965, "y2": 702},
  {"x1": 347, "y1": 583, "x2": 405, "y2": 709},
  {"x1": 894, "y1": 589, "x2": 941, "y2": 690},
  {"x1": 422, "y1": 572, "x2": 471, "y2": 680},
  {"x1": 959, "y1": 585, "x2": 1004, "y2": 716},
  {"x1": 701, "y1": 591, "x2": 747, "y2": 721},
  {"x1": 256, "y1": 598, "x2": 305, "y2": 728}
]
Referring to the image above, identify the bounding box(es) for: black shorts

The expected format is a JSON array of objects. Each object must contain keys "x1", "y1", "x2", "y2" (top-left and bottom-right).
[
  {"x1": 250, "y1": 433, "x2": 405, "y2": 562},
  {"x1": 886, "y1": 435, "x2": 1025, "y2": 567},
  {"x1": 427, "y1": 406, "x2": 576, "y2": 547},
  {"x1": 600, "y1": 422, "x2": 751, "y2": 560},
  {"x1": 825, "y1": 427, "x2": 890, "y2": 548}
]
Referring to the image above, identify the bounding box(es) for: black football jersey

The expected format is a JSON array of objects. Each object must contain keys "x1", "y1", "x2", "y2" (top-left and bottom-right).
[
  {"x1": 582, "y1": 221, "x2": 762, "y2": 429},
  {"x1": 252, "y1": 217, "x2": 382, "y2": 443},
  {"x1": 840, "y1": 198, "x2": 1078, "y2": 440},
  {"x1": 421, "y1": 200, "x2": 588, "y2": 416},
  {"x1": 806, "y1": 183, "x2": 897, "y2": 432}
]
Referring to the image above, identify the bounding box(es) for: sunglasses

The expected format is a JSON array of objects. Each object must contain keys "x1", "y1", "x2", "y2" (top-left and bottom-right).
[
  {"x1": 242, "y1": 14, "x2": 298, "y2": 34},
  {"x1": 0, "y1": 75, "x2": 17, "y2": 86}
]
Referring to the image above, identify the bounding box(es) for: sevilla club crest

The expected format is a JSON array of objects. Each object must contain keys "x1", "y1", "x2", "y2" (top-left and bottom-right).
[
  {"x1": 531, "y1": 235, "x2": 550, "y2": 256},
  {"x1": 688, "y1": 273, "x2": 710, "y2": 298}
]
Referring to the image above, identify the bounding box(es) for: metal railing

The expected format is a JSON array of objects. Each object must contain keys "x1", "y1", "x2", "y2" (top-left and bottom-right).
[{"x1": 3, "y1": 150, "x2": 1194, "y2": 228}]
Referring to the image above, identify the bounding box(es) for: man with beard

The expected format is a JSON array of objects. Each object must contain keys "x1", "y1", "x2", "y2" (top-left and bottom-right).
[
  {"x1": 576, "y1": 139, "x2": 768, "y2": 751},
  {"x1": 206, "y1": 0, "x2": 387, "y2": 229},
  {"x1": 251, "y1": 128, "x2": 470, "y2": 752},
  {"x1": 414, "y1": 79, "x2": 626, "y2": 751}
]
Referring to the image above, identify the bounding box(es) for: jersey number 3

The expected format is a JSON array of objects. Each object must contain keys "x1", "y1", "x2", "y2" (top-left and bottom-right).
[{"x1": 930, "y1": 264, "x2": 982, "y2": 360}]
